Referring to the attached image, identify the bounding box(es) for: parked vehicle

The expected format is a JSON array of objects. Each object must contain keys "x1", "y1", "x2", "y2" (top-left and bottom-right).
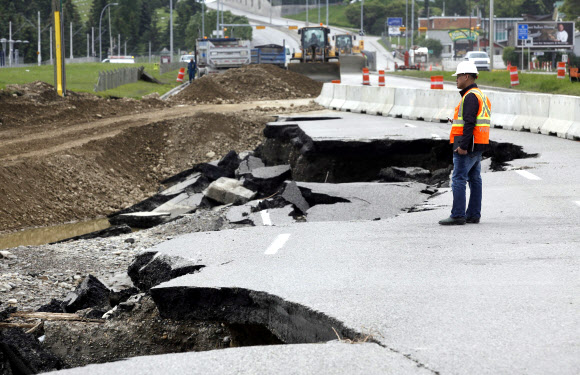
[
  {"x1": 195, "y1": 38, "x2": 251, "y2": 77},
  {"x1": 251, "y1": 43, "x2": 287, "y2": 68},
  {"x1": 464, "y1": 51, "x2": 490, "y2": 71},
  {"x1": 179, "y1": 54, "x2": 195, "y2": 63},
  {"x1": 101, "y1": 56, "x2": 135, "y2": 64}
]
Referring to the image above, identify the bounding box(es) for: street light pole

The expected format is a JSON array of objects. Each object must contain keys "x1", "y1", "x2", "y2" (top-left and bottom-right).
[
  {"x1": 361, "y1": 0, "x2": 364, "y2": 35},
  {"x1": 38, "y1": 12, "x2": 41, "y2": 66},
  {"x1": 306, "y1": 0, "x2": 309, "y2": 27},
  {"x1": 170, "y1": 0, "x2": 173, "y2": 60},
  {"x1": 405, "y1": 0, "x2": 408, "y2": 51},
  {"x1": 99, "y1": 2, "x2": 118, "y2": 62},
  {"x1": 489, "y1": 0, "x2": 494, "y2": 70},
  {"x1": 326, "y1": 0, "x2": 328, "y2": 26}
]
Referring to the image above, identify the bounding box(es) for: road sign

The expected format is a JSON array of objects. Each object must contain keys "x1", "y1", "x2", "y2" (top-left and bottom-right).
[
  {"x1": 388, "y1": 18, "x2": 403, "y2": 27},
  {"x1": 518, "y1": 24, "x2": 528, "y2": 40},
  {"x1": 418, "y1": 27, "x2": 427, "y2": 32},
  {"x1": 399, "y1": 27, "x2": 406, "y2": 31},
  {"x1": 256, "y1": 26, "x2": 266, "y2": 30},
  {"x1": 288, "y1": 26, "x2": 298, "y2": 30}
]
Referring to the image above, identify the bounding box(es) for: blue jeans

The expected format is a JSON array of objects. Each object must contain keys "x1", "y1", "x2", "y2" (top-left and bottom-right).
[{"x1": 451, "y1": 151, "x2": 483, "y2": 219}]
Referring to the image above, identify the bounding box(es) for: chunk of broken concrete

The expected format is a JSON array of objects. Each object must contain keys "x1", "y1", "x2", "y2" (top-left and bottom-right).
[
  {"x1": 226, "y1": 204, "x2": 255, "y2": 225},
  {"x1": 281, "y1": 181, "x2": 310, "y2": 215},
  {"x1": 109, "y1": 212, "x2": 171, "y2": 229},
  {"x1": 152, "y1": 193, "x2": 203, "y2": 217},
  {"x1": 243, "y1": 164, "x2": 292, "y2": 196},
  {"x1": 203, "y1": 177, "x2": 256, "y2": 205},
  {"x1": 235, "y1": 155, "x2": 265, "y2": 178},
  {"x1": 378, "y1": 166, "x2": 431, "y2": 182},
  {"x1": 62, "y1": 275, "x2": 111, "y2": 313},
  {"x1": 217, "y1": 150, "x2": 241, "y2": 178}
]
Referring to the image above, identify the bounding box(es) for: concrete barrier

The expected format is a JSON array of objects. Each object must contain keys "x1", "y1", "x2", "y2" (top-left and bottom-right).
[
  {"x1": 540, "y1": 95, "x2": 577, "y2": 138},
  {"x1": 314, "y1": 84, "x2": 579, "y2": 142},
  {"x1": 389, "y1": 87, "x2": 419, "y2": 119},
  {"x1": 412, "y1": 89, "x2": 457, "y2": 122},
  {"x1": 356, "y1": 86, "x2": 396, "y2": 115},
  {"x1": 486, "y1": 91, "x2": 519, "y2": 130},
  {"x1": 329, "y1": 84, "x2": 348, "y2": 111},
  {"x1": 513, "y1": 93, "x2": 551, "y2": 133},
  {"x1": 566, "y1": 98, "x2": 580, "y2": 140},
  {"x1": 315, "y1": 83, "x2": 335, "y2": 108},
  {"x1": 341, "y1": 85, "x2": 364, "y2": 112}
]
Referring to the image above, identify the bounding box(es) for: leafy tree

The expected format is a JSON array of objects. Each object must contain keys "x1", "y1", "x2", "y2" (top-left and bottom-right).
[
  {"x1": 560, "y1": 0, "x2": 580, "y2": 27},
  {"x1": 415, "y1": 35, "x2": 443, "y2": 57},
  {"x1": 520, "y1": 0, "x2": 548, "y2": 15},
  {"x1": 494, "y1": 0, "x2": 524, "y2": 17}
]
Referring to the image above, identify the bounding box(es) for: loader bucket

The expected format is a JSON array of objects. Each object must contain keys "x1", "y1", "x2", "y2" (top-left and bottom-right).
[
  {"x1": 339, "y1": 55, "x2": 367, "y2": 75},
  {"x1": 287, "y1": 62, "x2": 341, "y2": 82}
]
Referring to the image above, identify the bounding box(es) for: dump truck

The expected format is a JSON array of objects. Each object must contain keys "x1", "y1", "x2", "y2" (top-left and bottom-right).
[
  {"x1": 195, "y1": 38, "x2": 251, "y2": 77},
  {"x1": 332, "y1": 33, "x2": 367, "y2": 75},
  {"x1": 287, "y1": 26, "x2": 340, "y2": 82},
  {"x1": 251, "y1": 43, "x2": 288, "y2": 68}
]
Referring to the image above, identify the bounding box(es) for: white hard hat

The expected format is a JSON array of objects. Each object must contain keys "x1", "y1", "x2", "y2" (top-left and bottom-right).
[{"x1": 452, "y1": 61, "x2": 479, "y2": 76}]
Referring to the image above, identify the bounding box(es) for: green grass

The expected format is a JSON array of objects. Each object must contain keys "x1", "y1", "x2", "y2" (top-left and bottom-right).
[
  {"x1": 284, "y1": 5, "x2": 354, "y2": 29},
  {"x1": 390, "y1": 70, "x2": 580, "y2": 96},
  {"x1": 0, "y1": 63, "x2": 182, "y2": 99}
]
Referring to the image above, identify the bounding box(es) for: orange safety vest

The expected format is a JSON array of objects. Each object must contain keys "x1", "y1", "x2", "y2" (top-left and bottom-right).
[{"x1": 450, "y1": 87, "x2": 491, "y2": 145}]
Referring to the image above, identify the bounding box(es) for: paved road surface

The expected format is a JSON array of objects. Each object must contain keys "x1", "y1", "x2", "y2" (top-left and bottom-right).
[{"x1": 50, "y1": 111, "x2": 580, "y2": 375}]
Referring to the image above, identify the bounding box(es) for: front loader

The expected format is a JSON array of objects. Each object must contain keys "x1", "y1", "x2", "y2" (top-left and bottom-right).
[
  {"x1": 287, "y1": 26, "x2": 341, "y2": 82},
  {"x1": 333, "y1": 34, "x2": 367, "y2": 76}
]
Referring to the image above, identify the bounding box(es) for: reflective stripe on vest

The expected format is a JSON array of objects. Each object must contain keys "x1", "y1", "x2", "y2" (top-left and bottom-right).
[{"x1": 450, "y1": 87, "x2": 491, "y2": 145}]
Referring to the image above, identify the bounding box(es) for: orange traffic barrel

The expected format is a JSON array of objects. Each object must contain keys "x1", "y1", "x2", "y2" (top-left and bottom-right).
[
  {"x1": 510, "y1": 66, "x2": 519, "y2": 86},
  {"x1": 557, "y1": 62, "x2": 566, "y2": 79},
  {"x1": 362, "y1": 68, "x2": 370, "y2": 86},
  {"x1": 378, "y1": 70, "x2": 385, "y2": 87},
  {"x1": 176, "y1": 67, "x2": 185, "y2": 83},
  {"x1": 430, "y1": 75, "x2": 443, "y2": 89}
]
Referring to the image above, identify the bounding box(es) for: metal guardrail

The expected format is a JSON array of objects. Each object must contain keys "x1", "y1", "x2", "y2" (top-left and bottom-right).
[{"x1": 94, "y1": 66, "x2": 144, "y2": 92}]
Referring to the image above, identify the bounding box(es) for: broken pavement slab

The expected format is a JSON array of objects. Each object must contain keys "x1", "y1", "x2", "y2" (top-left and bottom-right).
[
  {"x1": 242, "y1": 164, "x2": 292, "y2": 197},
  {"x1": 109, "y1": 212, "x2": 171, "y2": 229},
  {"x1": 43, "y1": 342, "x2": 431, "y2": 375},
  {"x1": 203, "y1": 177, "x2": 256, "y2": 205},
  {"x1": 281, "y1": 181, "x2": 310, "y2": 215},
  {"x1": 153, "y1": 193, "x2": 204, "y2": 218},
  {"x1": 296, "y1": 181, "x2": 428, "y2": 222},
  {"x1": 235, "y1": 155, "x2": 265, "y2": 178}
]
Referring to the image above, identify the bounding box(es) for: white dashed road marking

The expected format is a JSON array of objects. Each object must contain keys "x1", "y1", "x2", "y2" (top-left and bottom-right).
[
  {"x1": 260, "y1": 211, "x2": 272, "y2": 226},
  {"x1": 264, "y1": 234, "x2": 291, "y2": 255},
  {"x1": 574, "y1": 201, "x2": 580, "y2": 208},
  {"x1": 515, "y1": 170, "x2": 542, "y2": 180},
  {"x1": 405, "y1": 123, "x2": 417, "y2": 128}
]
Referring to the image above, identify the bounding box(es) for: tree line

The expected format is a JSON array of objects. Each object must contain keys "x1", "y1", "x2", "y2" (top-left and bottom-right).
[{"x1": 0, "y1": 0, "x2": 252, "y2": 64}]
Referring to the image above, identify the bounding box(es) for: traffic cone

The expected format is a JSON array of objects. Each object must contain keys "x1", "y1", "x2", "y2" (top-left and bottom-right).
[
  {"x1": 176, "y1": 67, "x2": 185, "y2": 83},
  {"x1": 507, "y1": 61, "x2": 511, "y2": 72}
]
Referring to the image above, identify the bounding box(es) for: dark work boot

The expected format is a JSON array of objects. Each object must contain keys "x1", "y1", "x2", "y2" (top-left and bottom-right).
[
  {"x1": 466, "y1": 217, "x2": 480, "y2": 224},
  {"x1": 438, "y1": 217, "x2": 466, "y2": 225}
]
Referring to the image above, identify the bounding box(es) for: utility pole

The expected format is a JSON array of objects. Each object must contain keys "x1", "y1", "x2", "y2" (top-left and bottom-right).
[
  {"x1": 70, "y1": 22, "x2": 73, "y2": 59},
  {"x1": 405, "y1": 0, "x2": 408, "y2": 50},
  {"x1": 361, "y1": 0, "x2": 364, "y2": 35},
  {"x1": 92, "y1": 27, "x2": 94, "y2": 57},
  {"x1": 149, "y1": 41, "x2": 151, "y2": 63},
  {"x1": 326, "y1": 0, "x2": 328, "y2": 26},
  {"x1": 489, "y1": 0, "x2": 494, "y2": 70},
  {"x1": 108, "y1": 7, "x2": 112, "y2": 58},
  {"x1": 170, "y1": 0, "x2": 173, "y2": 60},
  {"x1": 411, "y1": 0, "x2": 414, "y2": 47},
  {"x1": 202, "y1": 1, "x2": 205, "y2": 37},
  {"x1": 38, "y1": 12, "x2": 42, "y2": 66},
  {"x1": 216, "y1": 0, "x2": 219, "y2": 35},
  {"x1": 87, "y1": 33, "x2": 89, "y2": 58},
  {"x1": 306, "y1": 0, "x2": 309, "y2": 27},
  {"x1": 318, "y1": 0, "x2": 320, "y2": 24},
  {"x1": 118, "y1": 33, "x2": 121, "y2": 56},
  {"x1": 9, "y1": 21, "x2": 12, "y2": 67}
]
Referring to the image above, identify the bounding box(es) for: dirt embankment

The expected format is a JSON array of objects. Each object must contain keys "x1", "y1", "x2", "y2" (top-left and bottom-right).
[
  {"x1": 0, "y1": 67, "x2": 323, "y2": 233},
  {"x1": 171, "y1": 64, "x2": 323, "y2": 104}
]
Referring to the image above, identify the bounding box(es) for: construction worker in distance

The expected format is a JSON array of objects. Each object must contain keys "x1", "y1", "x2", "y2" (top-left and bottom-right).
[
  {"x1": 187, "y1": 58, "x2": 197, "y2": 83},
  {"x1": 439, "y1": 61, "x2": 491, "y2": 226}
]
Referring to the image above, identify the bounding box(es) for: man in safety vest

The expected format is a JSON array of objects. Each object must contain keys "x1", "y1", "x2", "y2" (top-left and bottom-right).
[{"x1": 439, "y1": 61, "x2": 491, "y2": 225}]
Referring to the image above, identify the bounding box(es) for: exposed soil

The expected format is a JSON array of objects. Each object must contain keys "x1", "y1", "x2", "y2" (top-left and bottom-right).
[
  {"x1": 0, "y1": 79, "x2": 322, "y2": 234},
  {"x1": 171, "y1": 64, "x2": 323, "y2": 104}
]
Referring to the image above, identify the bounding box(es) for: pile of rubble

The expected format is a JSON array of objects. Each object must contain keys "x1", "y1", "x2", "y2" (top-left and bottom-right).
[{"x1": 171, "y1": 64, "x2": 323, "y2": 104}]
